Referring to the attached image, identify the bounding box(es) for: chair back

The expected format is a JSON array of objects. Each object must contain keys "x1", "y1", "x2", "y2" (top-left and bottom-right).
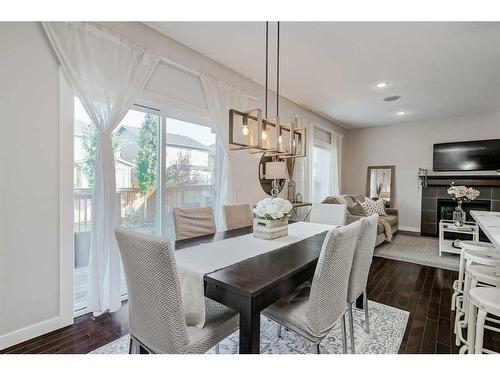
[
  {"x1": 307, "y1": 220, "x2": 361, "y2": 335},
  {"x1": 172, "y1": 207, "x2": 216, "y2": 240},
  {"x1": 224, "y1": 204, "x2": 253, "y2": 230},
  {"x1": 347, "y1": 214, "x2": 379, "y2": 303},
  {"x1": 310, "y1": 203, "x2": 346, "y2": 226},
  {"x1": 115, "y1": 227, "x2": 189, "y2": 353}
]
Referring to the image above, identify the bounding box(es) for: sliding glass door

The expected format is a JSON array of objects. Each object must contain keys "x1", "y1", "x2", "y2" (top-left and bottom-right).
[
  {"x1": 73, "y1": 99, "x2": 217, "y2": 313},
  {"x1": 73, "y1": 98, "x2": 161, "y2": 312},
  {"x1": 163, "y1": 117, "x2": 216, "y2": 241}
]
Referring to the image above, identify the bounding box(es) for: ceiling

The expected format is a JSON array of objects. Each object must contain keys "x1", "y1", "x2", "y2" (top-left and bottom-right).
[{"x1": 145, "y1": 22, "x2": 500, "y2": 129}]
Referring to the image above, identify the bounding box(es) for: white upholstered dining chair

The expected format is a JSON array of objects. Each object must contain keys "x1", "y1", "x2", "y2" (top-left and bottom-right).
[
  {"x1": 172, "y1": 207, "x2": 216, "y2": 241},
  {"x1": 263, "y1": 220, "x2": 361, "y2": 354},
  {"x1": 310, "y1": 203, "x2": 346, "y2": 226},
  {"x1": 224, "y1": 204, "x2": 253, "y2": 230},
  {"x1": 346, "y1": 214, "x2": 379, "y2": 353},
  {"x1": 115, "y1": 227, "x2": 239, "y2": 354}
]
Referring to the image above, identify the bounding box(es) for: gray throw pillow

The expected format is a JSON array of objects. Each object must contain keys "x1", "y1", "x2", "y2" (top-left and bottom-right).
[
  {"x1": 350, "y1": 194, "x2": 365, "y2": 203},
  {"x1": 347, "y1": 200, "x2": 368, "y2": 216},
  {"x1": 322, "y1": 196, "x2": 340, "y2": 204},
  {"x1": 343, "y1": 195, "x2": 355, "y2": 206}
]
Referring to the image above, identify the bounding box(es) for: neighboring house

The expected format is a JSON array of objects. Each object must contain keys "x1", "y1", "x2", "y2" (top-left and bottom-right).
[
  {"x1": 74, "y1": 121, "x2": 215, "y2": 189},
  {"x1": 74, "y1": 119, "x2": 135, "y2": 189},
  {"x1": 117, "y1": 124, "x2": 215, "y2": 186}
]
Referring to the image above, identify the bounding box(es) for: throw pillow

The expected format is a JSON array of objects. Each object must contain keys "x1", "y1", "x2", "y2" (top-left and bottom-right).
[
  {"x1": 361, "y1": 198, "x2": 387, "y2": 216},
  {"x1": 347, "y1": 201, "x2": 367, "y2": 216},
  {"x1": 350, "y1": 194, "x2": 365, "y2": 203},
  {"x1": 322, "y1": 195, "x2": 348, "y2": 205},
  {"x1": 359, "y1": 199, "x2": 374, "y2": 216},
  {"x1": 372, "y1": 198, "x2": 387, "y2": 216},
  {"x1": 321, "y1": 195, "x2": 341, "y2": 204},
  {"x1": 343, "y1": 195, "x2": 355, "y2": 206},
  {"x1": 322, "y1": 196, "x2": 340, "y2": 204}
]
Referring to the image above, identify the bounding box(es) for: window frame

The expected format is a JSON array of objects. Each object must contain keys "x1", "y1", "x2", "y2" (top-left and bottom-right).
[
  {"x1": 309, "y1": 123, "x2": 336, "y2": 202},
  {"x1": 72, "y1": 98, "x2": 217, "y2": 316}
]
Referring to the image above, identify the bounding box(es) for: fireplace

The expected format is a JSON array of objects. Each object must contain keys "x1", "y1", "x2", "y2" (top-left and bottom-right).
[
  {"x1": 420, "y1": 175, "x2": 500, "y2": 237},
  {"x1": 436, "y1": 199, "x2": 490, "y2": 241}
]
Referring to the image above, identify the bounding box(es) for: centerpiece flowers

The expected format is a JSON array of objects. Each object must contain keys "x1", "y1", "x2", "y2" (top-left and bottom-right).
[
  {"x1": 447, "y1": 184, "x2": 480, "y2": 226},
  {"x1": 253, "y1": 197, "x2": 293, "y2": 239}
]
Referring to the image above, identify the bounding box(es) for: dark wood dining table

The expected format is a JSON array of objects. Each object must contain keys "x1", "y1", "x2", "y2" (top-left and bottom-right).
[{"x1": 174, "y1": 224, "x2": 364, "y2": 354}]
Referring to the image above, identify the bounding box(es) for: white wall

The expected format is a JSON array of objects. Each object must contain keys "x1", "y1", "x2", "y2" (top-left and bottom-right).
[
  {"x1": 0, "y1": 22, "x2": 73, "y2": 349},
  {"x1": 98, "y1": 22, "x2": 346, "y2": 205},
  {"x1": 342, "y1": 112, "x2": 500, "y2": 231}
]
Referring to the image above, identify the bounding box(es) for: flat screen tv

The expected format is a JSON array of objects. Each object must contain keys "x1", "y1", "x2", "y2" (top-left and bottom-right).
[{"x1": 433, "y1": 139, "x2": 500, "y2": 171}]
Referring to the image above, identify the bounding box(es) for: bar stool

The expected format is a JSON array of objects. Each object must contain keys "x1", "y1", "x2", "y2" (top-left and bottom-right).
[
  {"x1": 467, "y1": 287, "x2": 500, "y2": 354},
  {"x1": 455, "y1": 250, "x2": 500, "y2": 349},
  {"x1": 452, "y1": 241, "x2": 495, "y2": 312}
]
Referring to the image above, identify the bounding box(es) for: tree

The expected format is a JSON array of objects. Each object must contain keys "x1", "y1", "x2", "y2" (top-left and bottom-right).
[
  {"x1": 81, "y1": 125, "x2": 121, "y2": 188},
  {"x1": 136, "y1": 113, "x2": 159, "y2": 196},
  {"x1": 166, "y1": 151, "x2": 199, "y2": 186}
]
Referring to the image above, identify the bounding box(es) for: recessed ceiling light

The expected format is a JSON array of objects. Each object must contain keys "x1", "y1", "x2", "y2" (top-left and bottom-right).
[
  {"x1": 375, "y1": 82, "x2": 388, "y2": 88},
  {"x1": 384, "y1": 95, "x2": 401, "y2": 102},
  {"x1": 396, "y1": 111, "x2": 406, "y2": 116}
]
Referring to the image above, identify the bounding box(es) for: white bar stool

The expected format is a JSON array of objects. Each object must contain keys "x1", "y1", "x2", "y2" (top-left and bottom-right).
[
  {"x1": 467, "y1": 287, "x2": 500, "y2": 354},
  {"x1": 452, "y1": 241, "x2": 495, "y2": 312},
  {"x1": 455, "y1": 250, "x2": 500, "y2": 349}
]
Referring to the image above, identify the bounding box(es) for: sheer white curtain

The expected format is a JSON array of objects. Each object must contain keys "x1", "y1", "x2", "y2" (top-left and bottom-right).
[
  {"x1": 331, "y1": 132, "x2": 343, "y2": 196},
  {"x1": 295, "y1": 117, "x2": 343, "y2": 202},
  {"x1": 200, "y1": 75, "x2": 258, "y2": 229},
  {"x1": 294, "y1": 116, "x2": 312, "y2": 201},
  {"x1": 43, "y1": 22, "x2": 159, "y2": 315}
]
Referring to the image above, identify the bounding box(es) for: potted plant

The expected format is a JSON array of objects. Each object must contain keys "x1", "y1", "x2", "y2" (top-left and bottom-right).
[
  {"x1": 252, "y1": 197, "x2": 293, "y2": 239},
  {"x1": 447, "y1": 184, "x2": 480, "y2": 226}
]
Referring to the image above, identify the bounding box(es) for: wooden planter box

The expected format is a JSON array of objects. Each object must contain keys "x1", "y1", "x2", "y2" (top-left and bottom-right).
[{"x1": 253, "y1": 217, "x2": 288, "y2": 239}]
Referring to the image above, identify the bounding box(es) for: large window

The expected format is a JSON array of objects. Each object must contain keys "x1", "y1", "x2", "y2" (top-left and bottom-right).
[
  {"x1": 164, "y1": 117, "x2": 216, "y2": 241},
  {"x1": 73, "y1": 99, "x2": 217, "y2": 312},
  {"x1": 311, "y1": 126, "x2": 333, "y2": 202}
]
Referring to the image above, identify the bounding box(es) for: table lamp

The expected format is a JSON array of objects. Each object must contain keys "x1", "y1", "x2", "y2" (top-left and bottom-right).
[{"x1": 266, "y1": 161, "x2": 287, "y2": 197}]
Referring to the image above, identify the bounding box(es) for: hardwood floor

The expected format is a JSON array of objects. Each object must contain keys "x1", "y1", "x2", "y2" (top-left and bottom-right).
[{"x1": 2, "y1": 256, "x2": 499, "y2": 354}]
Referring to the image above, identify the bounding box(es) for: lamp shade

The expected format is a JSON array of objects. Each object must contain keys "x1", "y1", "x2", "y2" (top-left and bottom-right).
[{"x1": 266, "y1": 161, "x2": 287, "y2": 179}]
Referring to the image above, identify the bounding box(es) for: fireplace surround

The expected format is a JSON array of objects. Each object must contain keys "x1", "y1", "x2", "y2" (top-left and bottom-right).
[{"x1": 420, "y1": 175, "x2": 500, "y2": 237}]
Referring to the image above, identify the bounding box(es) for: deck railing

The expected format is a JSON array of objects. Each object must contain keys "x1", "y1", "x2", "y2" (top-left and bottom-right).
[{"x1": 73, "y1": 185, "x2": 215, "y2": 233}]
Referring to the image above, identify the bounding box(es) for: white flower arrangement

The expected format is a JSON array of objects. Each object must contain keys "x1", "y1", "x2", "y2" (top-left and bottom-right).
[
  {"x1": 447, "y1": 184, "x2": 480, "y2": 203},
  {"x1": 253, "y1": 197, "x2": 293, "y2": 220}
]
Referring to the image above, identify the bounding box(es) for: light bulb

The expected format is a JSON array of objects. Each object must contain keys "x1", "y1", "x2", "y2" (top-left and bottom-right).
[
  {"x1": 262, "y1": 130, "x2": 267, "y2": 140},
  {"x1": 241, "y1": 125, "x2": 249, "y2": 136}
]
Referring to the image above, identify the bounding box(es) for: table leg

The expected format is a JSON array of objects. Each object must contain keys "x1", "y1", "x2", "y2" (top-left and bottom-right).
[
  {"x1": 355, "y1": 292, "x2": 364, "y2": 309},
  {"x1": 239, "y1": 307, "x2": 260, "y2": 354}
]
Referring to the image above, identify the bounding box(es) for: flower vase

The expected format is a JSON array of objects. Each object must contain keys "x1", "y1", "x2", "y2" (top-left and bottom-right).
[
  {"x1": 453, "y1": 202, "x2": 466, "y2": 226},
  {"x1": 253, "y1": 217, "x2": 288, "y2": 239},
  {"x1": 287, "y1": 180, "x2": 296, "y2": 203}
]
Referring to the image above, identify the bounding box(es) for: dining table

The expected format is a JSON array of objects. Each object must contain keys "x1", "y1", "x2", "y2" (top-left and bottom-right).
[{"x1": 173, "y1": 222, "x2": 366, "y2": 354}]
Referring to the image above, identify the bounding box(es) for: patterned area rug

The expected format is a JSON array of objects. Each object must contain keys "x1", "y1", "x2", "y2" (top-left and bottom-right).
[
  {"x1": 91, "y1": 301, "x2": 408, "y2": 354},
  {"x1": 374, "y1": 234, "x2": 459, "y2": 271}
]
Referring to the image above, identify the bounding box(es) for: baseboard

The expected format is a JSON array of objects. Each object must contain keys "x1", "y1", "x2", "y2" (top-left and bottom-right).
[
  {"x1": 398, "y1": 226, "x2": 420, "y2": 233},
  {"x1": 0, "y1": 315, "x2": 71, "y2": 351}
]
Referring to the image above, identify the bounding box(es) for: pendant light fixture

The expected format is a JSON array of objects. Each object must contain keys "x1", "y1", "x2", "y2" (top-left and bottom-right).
[{"x1": 229, "y1": 22, "x2": 306, "y2": 159}]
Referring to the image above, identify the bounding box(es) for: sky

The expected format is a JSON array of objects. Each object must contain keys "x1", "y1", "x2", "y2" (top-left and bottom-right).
[{"x1": 74, "y1": 98, "x2": 215, "y2": 146}]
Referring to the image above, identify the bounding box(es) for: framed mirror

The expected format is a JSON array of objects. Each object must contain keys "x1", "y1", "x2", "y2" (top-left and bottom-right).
[
  {"x1": 259, "y1": 152, "x2": 286, "y2": 196},
  {"x1": 366, "y1": 165, "x2": 395, "y2": 207}
]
